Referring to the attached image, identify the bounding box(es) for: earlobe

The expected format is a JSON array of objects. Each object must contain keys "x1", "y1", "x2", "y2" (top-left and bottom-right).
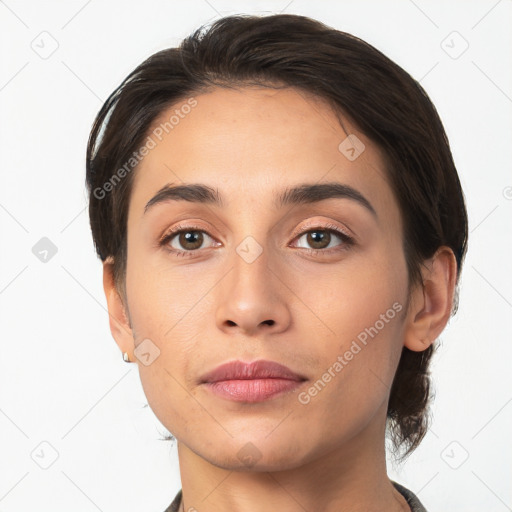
[
  {"x1": 404, "y1": 247, "x2": 458, "y2": 352},
  {"x1": 102, "y1": 259, "x2": 134, "y2": 359}
]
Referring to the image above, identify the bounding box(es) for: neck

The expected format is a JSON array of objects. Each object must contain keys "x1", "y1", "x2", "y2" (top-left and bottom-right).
[{"x1": 175, "y1": 403, "x2": 410, "y2": 512}]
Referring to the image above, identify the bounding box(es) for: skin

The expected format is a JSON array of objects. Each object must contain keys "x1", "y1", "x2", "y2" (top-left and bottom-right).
[{"x1": 103, "y1": 86, "x2": 457, "y2": 512}]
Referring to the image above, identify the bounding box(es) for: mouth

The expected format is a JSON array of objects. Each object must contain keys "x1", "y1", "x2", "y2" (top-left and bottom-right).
[{"x1": 200, "y1": 359, "x2": 308, "y2": 403}]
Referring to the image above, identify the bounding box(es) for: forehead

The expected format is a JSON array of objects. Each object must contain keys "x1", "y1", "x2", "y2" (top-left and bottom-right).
[{"x1": 128, "y1": 86, "x2": 396, "y2": 221}]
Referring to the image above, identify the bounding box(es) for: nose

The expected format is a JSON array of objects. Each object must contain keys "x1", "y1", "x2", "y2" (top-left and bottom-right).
[{"x1": 215, "y1": 240, "x2": 292, "y2": 337}]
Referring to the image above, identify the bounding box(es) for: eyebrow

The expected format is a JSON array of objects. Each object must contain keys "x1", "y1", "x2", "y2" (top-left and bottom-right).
[{"x1": 143, "y1": 181, "x2": 377, "y2": 217}]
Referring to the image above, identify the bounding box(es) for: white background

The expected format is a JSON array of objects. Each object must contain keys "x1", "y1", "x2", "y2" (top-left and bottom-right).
[{"x1": 1, "y1": 1, "x2": 511, "y2": 511}]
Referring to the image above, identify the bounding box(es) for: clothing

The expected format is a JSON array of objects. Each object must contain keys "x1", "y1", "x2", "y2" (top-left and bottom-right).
[
  {"x1": 163, "y1": 480, "x2": 427, "y2": 511},
  {"x1": 392, "y1": 481, "x2": 428, "y2": 511}
]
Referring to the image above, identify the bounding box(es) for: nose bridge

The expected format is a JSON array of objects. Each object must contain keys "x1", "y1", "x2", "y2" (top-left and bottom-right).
[
  {"x1": 214, "y1": 225, "x2": 291, "y2": 335},
  {"x1": 225, "y1": 201, "x2": 286, "y2": 294},
  {"x1": 230, "y1": 230, "x2": 273, "y2": 302}
]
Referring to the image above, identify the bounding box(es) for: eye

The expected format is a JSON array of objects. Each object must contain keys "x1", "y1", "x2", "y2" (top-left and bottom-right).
[
  {"x1": 292, "y1": 224, "x2": 354, "y2": 254},
  {"x1": 159, "y1": 224, "x2": 219, "y2": 257}
]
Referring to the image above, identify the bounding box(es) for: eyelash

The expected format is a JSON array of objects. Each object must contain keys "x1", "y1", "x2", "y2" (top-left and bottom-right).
[{"x1": 158, "y1": 222, "x2": 354, "y2": 259}]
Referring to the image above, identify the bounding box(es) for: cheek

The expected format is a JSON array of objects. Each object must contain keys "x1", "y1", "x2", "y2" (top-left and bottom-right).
[
  {"x1": 291, "y1": 271, "x2": 407, "y2": 450},
  {"x1": 299, "y1": 249, "x2": 407, "y2": 345},
  {"x1": 303, "y1": 249, "x2": 408, "y2": 400},
  {"x1": 126, "y1": 266, "x2": 203, "y2": 436},
  {"x1": 125, "y1": 243, "x2": 210, "y2": 339}
]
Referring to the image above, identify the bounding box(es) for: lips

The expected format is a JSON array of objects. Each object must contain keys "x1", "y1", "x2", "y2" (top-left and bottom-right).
[
  {"x1": 200, "y1": 360, "x2": 307, "y2": 403},
  {"x1": 200, "y1": 359, "x2": 306, "y2": 383}
]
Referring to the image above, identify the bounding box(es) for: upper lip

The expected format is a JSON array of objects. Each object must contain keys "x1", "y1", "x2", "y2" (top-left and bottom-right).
[{"x1": 200, "y1": 360, "x2": 307, "y2": 383}]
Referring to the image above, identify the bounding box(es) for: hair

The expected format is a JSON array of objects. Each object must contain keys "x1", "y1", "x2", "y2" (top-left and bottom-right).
[{"x1": 86, "y1": 13, "x2": 468, "y2": 462}]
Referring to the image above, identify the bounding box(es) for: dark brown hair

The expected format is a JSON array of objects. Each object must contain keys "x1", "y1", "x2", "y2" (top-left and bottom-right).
[{"x1": 86, "y1": 13, "x2": 468, "y2": 461}]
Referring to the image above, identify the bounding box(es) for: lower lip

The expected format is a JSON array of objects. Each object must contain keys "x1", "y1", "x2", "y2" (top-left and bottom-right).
[{"x1": 204, "y1": 378, "x2": 303, "y2": 402}]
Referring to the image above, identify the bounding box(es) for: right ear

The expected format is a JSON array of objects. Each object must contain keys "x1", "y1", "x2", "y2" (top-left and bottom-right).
[{"x1": 102, "y1": 258, "x2": 134, "y2": 360}]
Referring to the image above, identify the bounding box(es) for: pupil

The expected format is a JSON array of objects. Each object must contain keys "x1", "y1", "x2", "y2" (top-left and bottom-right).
[
  {"x1": 181, "y1": 231, "x2": 202, "y2": 249},
  {"x1": 309, "y1": 230, "x2": 329, "y2": 249}
]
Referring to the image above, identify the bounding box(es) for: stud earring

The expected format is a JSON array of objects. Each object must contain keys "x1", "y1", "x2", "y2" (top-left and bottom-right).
[{"x1": 123, "y1": 352, "x2": 131, "y2": 363}]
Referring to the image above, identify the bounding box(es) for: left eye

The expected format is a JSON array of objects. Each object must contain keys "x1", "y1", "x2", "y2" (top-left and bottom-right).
[{"x1": 294, "y1": 228, "x2": 351, "y2": 251}]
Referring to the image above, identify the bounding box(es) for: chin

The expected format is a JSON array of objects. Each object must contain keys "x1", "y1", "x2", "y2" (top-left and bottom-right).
[{"x1": 198, "y1": 435, "x2": 309, "y2": 472}]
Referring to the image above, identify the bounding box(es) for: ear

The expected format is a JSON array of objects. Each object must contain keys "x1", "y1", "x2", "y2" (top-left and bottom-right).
[
  {"x1": 404, "y1": 247, "x2": 458, "y2": 352},
  {"x1": 102, "y1": 258, "x2": 135, "y2": 361}
]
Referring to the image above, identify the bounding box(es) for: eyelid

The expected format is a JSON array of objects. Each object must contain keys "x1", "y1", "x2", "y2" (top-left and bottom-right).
[
  {"x1": 290, "y1": 220, "x2": 354, "y2": 242},
  {"x1": 158, "y1": 222, "x2": 215, "y2": 244}
]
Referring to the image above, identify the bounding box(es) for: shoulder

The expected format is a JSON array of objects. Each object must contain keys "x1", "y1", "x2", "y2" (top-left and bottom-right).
[
  {"x1": 162, "y1": 489, "x2": 182, "y2": 512},
  {"x1": 392, "y1": 480, "x2": 428, "y2": 512}
]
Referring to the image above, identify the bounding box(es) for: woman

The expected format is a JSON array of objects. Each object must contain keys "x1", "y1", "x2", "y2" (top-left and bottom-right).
[{"x1": 86, "y1": 13, "x2": 467, "y2": 512}]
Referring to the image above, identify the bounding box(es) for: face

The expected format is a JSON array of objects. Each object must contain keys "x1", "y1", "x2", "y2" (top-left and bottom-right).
[{"x1": 123, "y1": 86, "x2": 410, "y2": 470}]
